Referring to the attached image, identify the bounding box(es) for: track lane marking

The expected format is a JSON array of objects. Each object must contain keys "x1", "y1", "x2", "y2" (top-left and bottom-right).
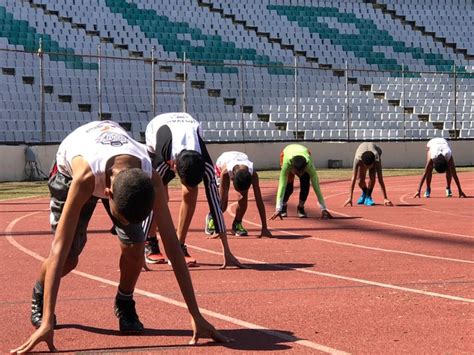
[
  {"x1": 321, "y1": 192, "x2": 474, "y2": 240},
  {"x1": 190, "y1": 244, "x2": 474, "y2": 304},
  {"x1": 5, "y1": 212, "x2": 348, "y2": 354},
  {"x1": 222, "y1": 196, "x2": 474, "y2": 303},
  {"x1": 399, "y1": 192, "x2": 474, "y2": 218},
  {"x1": 227, "y1": 190, "x2": 474, "y2": 264}
]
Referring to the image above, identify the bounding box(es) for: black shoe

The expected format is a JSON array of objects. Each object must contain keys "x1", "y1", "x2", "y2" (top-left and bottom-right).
[
  {"x1": 114, "y1": 298, "x2": 144, "y2": 334},
  {"x1": 110, "y1": 225, "x2": 117, "y2": 235},
  {"x1": 145, "y1": 237, "x2": 166, "y2": 264},
  {"x1": 281, "y1": 204, "x2": 287, "y2": 217},
  {"x1": 31, "y1": 286, "x2": 57, "y2": 329},
  {"x1": 180, "y1": 244, "x2": 197, "y2": 266},
  {"x1": 297, "y1": 206, "x2": 307, "y2": 218}
]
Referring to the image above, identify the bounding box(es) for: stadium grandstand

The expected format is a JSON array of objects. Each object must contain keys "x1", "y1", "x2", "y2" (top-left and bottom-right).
[{"x1": 0, "y1": 0, "x2": 472, "y2": 145}]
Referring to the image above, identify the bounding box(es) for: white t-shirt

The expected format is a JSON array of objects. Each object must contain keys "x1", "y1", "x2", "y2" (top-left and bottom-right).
[
  {"x1": 427, "y1": 138, "x2": 452, "y2": 161},
  {"x1": 215, "y1": 151, "x2": 254, "y2": 179},
  {"x1": 145, "y1": 112, "x2": 201, "y2": 158},
  {"x1": 56, "y1": 120, "x2": 152, "y2": 198}
]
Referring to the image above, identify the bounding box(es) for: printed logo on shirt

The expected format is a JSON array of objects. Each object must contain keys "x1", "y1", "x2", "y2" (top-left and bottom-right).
[
  {"x1": 165, "y1": 116, "x2": 197, "y2": 125},
  {"x1": 86, "y1": 122, "x2": 114, "y2": 134},
  {"x1": 97, "y1": 132, "x2": 129, "y2": 147}
]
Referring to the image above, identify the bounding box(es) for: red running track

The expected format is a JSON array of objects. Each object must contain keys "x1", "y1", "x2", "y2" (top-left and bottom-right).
[{"x1": 1, "y1": 173, "x2": 473, "y2": 354}]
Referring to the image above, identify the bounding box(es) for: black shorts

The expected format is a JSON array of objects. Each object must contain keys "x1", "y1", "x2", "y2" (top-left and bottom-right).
[{"x1": 48, "y1": 166, "x2": 145, "y2": 258}]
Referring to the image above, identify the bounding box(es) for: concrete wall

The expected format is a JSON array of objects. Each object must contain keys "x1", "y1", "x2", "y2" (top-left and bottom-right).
[{"x1": 1, "y1": 140, "x2": 473, "y2": 181}]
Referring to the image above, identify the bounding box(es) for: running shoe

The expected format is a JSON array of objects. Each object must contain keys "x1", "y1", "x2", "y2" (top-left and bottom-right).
[
  {"x1": 364, "y1": 196, "x2": 375, "y2": 206},
  {"x1": 424, "y1": 188, "x2": 431, "y2": 198},
  {"x1": 280, "y1": 204, "x2": 287, "y2": 217},
  {"x1": 145, "y1": 237, "x2": 166, "y2": 264},
  {"x1": 204, "y1": 213, "x2": 215, "y2": 235},
  {"x1": 31, "y1": 286, "x2": 57, "y2": 329},
  {"x1": 168, "y1": 244, "x2": 197, "y2": 267},
  {"x1": 296, "y1": 206, "x2": 308, "y2": 218},
  {"x1": 232, "y1": 221, "x2": 248, "y2": 236},
  {"x1": 357, "y1": 192, "x2": 367, "y2": 205},
  {"x1": 114, "y1": 298, "x2": 144, "y2": 334},
  {"x1": 446, "y1": 188, "x2": 452, "y2": 197}
]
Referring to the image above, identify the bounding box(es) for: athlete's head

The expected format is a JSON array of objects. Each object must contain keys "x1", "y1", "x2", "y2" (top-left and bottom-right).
[
  {"x1": 291, "y1": 155, "x2": 307, "y2": 176},
  {"x1": 434, "y1": 155, "x2": 448, "y2": 173},
  {"x1": 361, "y1": 151, "x2": 376, "y2": 167},
  {"x1": 176, "y1": 149, "x2": 205, "y2": 188},
  {"x1": 232, "y1": 167, "x2": 252, "y2": 192},
  {"x1": 111, "y1": 168, "x2": 155, "y2": 224}
]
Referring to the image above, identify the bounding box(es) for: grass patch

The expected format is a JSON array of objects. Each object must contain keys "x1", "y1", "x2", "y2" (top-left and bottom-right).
[
  {"x1": 0, "y1": 181, "x2": 50, "y2": 200},
  {"x1": 257, "y1": 167, "x2": 474, "y2": 181},
  {"x1": 1, "y1": 167, "x2": 472, "y2": 200}
]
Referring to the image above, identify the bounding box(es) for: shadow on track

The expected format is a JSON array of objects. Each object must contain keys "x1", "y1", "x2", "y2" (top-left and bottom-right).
[{"x1": 53, "y1": 325, "x2": 297, "y2": 352}]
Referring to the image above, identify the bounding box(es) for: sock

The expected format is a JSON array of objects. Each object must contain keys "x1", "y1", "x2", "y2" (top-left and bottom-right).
[
  {"x1": 116, "y1": 288, "x2": 133, "y2": 301},
  {"x1": 34, "y1": 280, "x2": 44, "y2": 294},
  {"x1": 362, "y1": 187, "x2": 368, "y2": 195},
  {"x1": 367, "y1": 188, "x2": 373, "y2": 197}
]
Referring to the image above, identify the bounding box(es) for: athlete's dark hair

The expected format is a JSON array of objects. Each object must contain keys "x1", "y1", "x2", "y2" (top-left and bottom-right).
[
  {"x1": 113, "y1": 168, "x2": 155, "y2": 224},
  {"x1": 176, "y1": 149, "x2": 205, "y2": 187},
  {"x1": 233, "y1": 168, "x2": 252, "y2": 192},
  {"x1": 361, "y1": 151, "x2": 376, "y2": 166},
  {"x1": 292, "y1": 155, "x2": 307, "y2": 172},
  {"x1": 433, "y1": 155, "x2": 448, "y2": 173}
]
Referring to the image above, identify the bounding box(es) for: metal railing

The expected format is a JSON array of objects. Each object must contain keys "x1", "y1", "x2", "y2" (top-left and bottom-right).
[{"x1": 0, "y1": 45, "x2": 472, "y2": 143}]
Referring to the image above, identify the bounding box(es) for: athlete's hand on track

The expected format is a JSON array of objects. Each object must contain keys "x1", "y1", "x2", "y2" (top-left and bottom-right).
[
  {"x1": 11, "y1": 324, "x2": 56, "y2": 354},
  {"x1": 207, "y1": 232, "x2": 221, "y2": 239},
  {"x1": 413, "y1": 191, "x2": 421, "y2": 198},
  {"x1": 258, "y1": 227, "x2": 273, "y2": 238},
  {"x1": 459, "y1": 191, "x2": 467, "y2": 198},
  {"x1": 221, "y1": 250, "x2": 247, "y2": 269},
  {"x1": 269, "y1": 211, "x2": 283, "y2": 220},
  {"x1": 321, "y1": 210, "x2": 333, "y2": 219},
  {"x1": 190, "y1": 314, "x2": 232, "y2": 345},
  {"x1": 142, "y1": 256, "x2": 152, "y2": 271},
  {"x1": 383, "y1": 199, "x2": 393, "y2": 206},
  {"x1": 343, "y1": 198, "x2": 353, "y2": 207}
]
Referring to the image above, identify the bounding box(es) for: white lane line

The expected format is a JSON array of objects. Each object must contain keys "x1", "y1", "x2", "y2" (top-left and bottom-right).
[
  {"x1": 308, "y1": 237, "x2": 474, "y2": 264},
  {"x1": 399, "y1": 192, "x2": 474, "y2": 218},
  {"x1": 5, "y1": 212, "x2": 348, "y2": 354},
  {"x1": 223, "y1": 200, "x2": 474, "y2": 303},
  {"x1": 330, "y1": 209, "x2": 474, "y2": 240},
  {"x1": 228, "y1": 192, "x2": 473, "y2": 264},
  {"x1": 231, "y1": 213, "x2": 474, "y2": 265},
  {"x1": 317, "y1": 192, "x2": 474, "y2": 240},
  {"x1": 190, "y1": 244, "x2": 474, "y2": 304},
  {"x1": 228, "y1": 204, "x2": 474, "y2": 264}
]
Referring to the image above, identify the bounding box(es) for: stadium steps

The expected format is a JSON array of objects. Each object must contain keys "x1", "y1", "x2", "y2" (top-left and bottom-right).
[
  {"x1": 1, "y1": 1, "x2": 471, "y2": 143},
  {"x1": 360, "y1": 82, "x2": 445, "y2": 134},
  {"x1": 26, "y1": 0, "x2": 144, "y2": 60},
  {"x1": 0, "y1": 5, "x2": 97, "y2": 70},
  {"x1": 268, "y1": 5, "x2": 470, "y2": 76},
  {"x1": 196, "y1": 0, "x2": 322, "y2": 66},
  {"x1": 358, "y1": 82, "x2": 430, "y2": 130},
  {"x1": 104, "y1": 0, "x2": 292, "y2": 76},
  {"x1": 360, "y1": 80, "x2": 471, "y2": 138},
  {"x1": 103, "y1": 0, "x2": 266, "y2": 122},
  {"x1": 15, "y1": 0, "x2": 253, "y2": 135},
  {"x1": 364, "y1": 0, "x2": 473, "y2": 60}
]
